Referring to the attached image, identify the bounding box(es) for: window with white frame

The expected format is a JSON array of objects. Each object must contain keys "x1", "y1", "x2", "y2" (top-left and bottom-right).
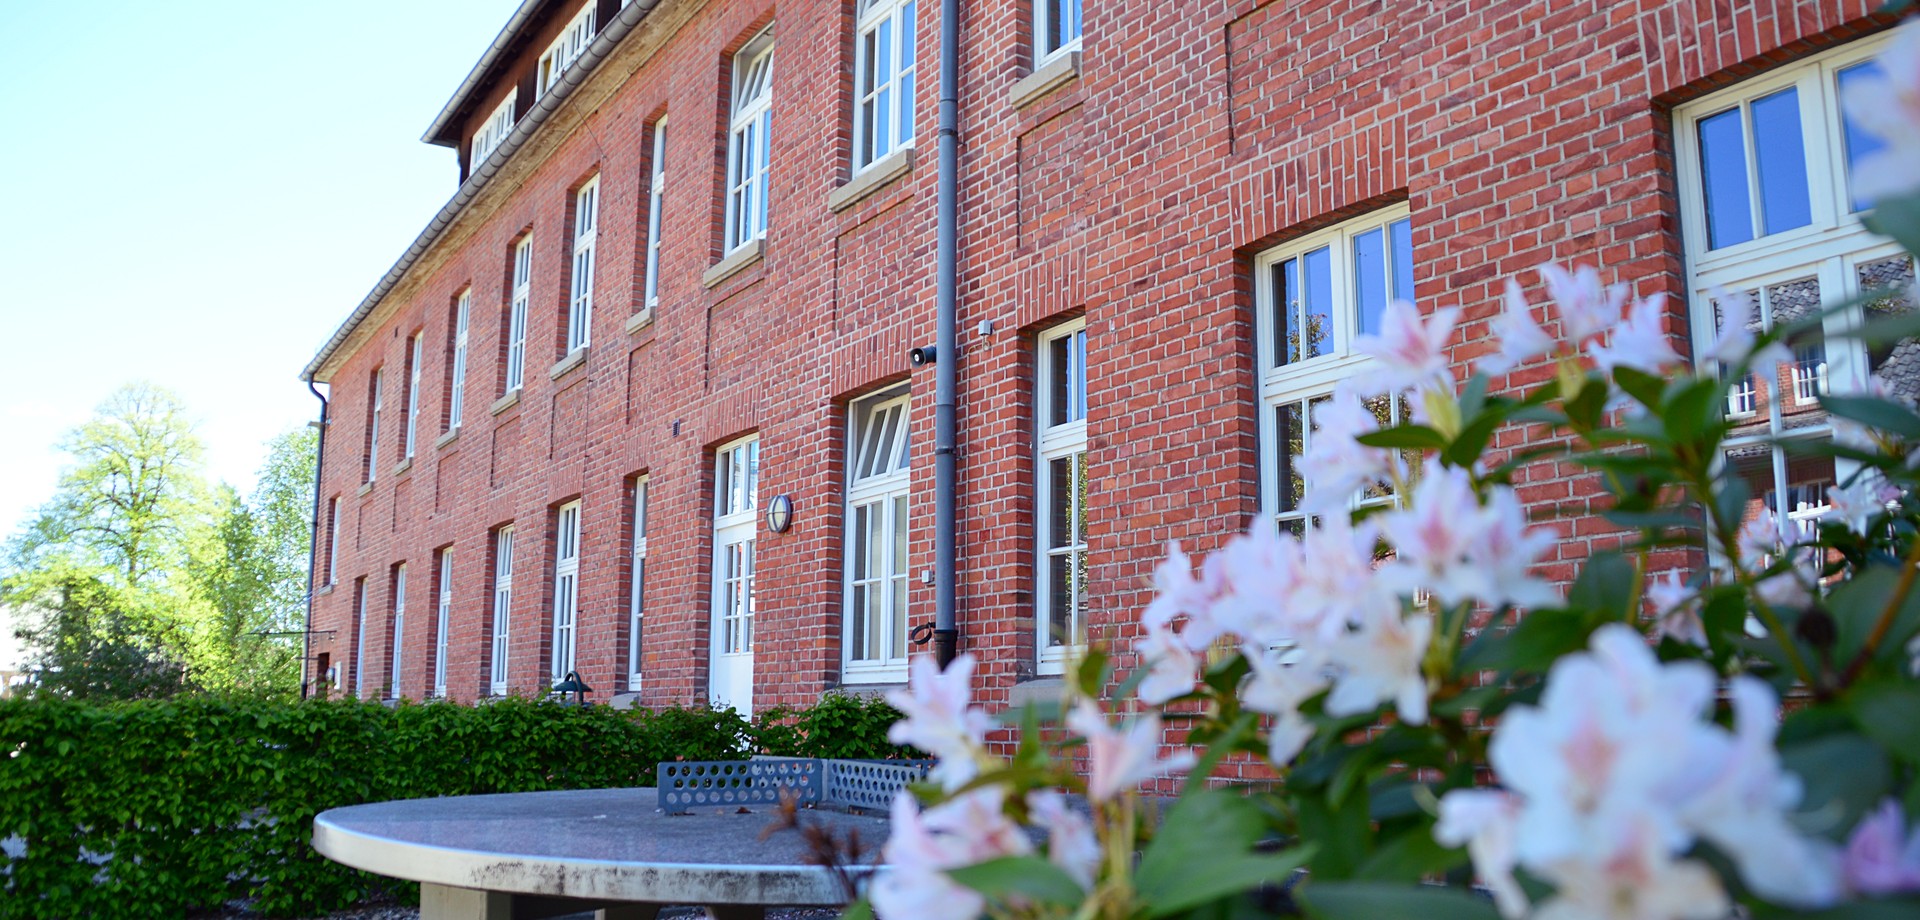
[
  {"x1": 448, "y1": 289, "x2": 471, "y2": 432},
  {"x1": 507, "y1": 236, "x2": 532, "y2": 393},
  {"x1": 537, "y1": 4, "x2": 597, "y2": 97},
  {"x1": 627, "y1": 476, "x2": 648, "y2": 691},
  {"x1": 491, "y1": 527, "x2": 515, "y2": 696},
  {"x1": 725, "y1": 30, "x2": 775, "y2": 253},
  {"x1": 567, "y1": 177, "x2": 599, "y2": 354},
  {"x1": 324, "y1": 496, "x2": 340, "y2": 586},
  {"x1": 1253, "y1": 204, "x2": 1416, "y2": 534},
  {"x1": 391, "y1": 563, "x2": 407, "y2": 699},
  {"x1": 365, "y1": 368, "x2": 383, "y2": 483},
  {"x1": 714, "y1": 437, "x2": 759, "y2": 662},
  {"x1": 551, "y1": 501, "x2": 582, "y2": 683},
  {"x1": 1037, "y1": 321, "x2": 1087, "y2": 674},
  {"x1": 845, "y1": 388, "x2": 912, "y2": 681},
  {"x1": 472, "y1": 90, "x2": 519, "y2": 167},
  {"x1": 434, "y1": 549, "x2": 452, "y2": 698},
  {"x1": 353, "y1": 577, "x2": 369, "y2": 699},
  {"x1": 1675, "y1": 33, "x2": 1912, "y2": 543},
  {"x1": 1036, "y1": 0, "x2": 1081, "y2": 63},
  {"x1": 643, "y1": 121, "x2": 668, "y2": 312},
  {"x1": 855, "y1": 0, "x2": 916, "y2": 170},
  {"x1": 403, "y1": 333, "x2": 423, "y2": 460}
]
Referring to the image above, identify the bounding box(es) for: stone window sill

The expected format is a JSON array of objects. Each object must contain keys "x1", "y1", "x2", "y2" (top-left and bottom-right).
[
  {"x1": 393, "y1": 457, "x2": 413, "y2": 477},
  {"x1": 1010, "y1": 50, "x2": 1081, "y2": 109},
  {"x1": 315, "y1": 584, "x2": 334, "y2": 597},
  {"x1": 827, "y1": 147, "x2": 915, "y2": 213},
  {"x1": 491, "y1": 389, "x2": 522, "y2": 416},
  {"x1": 549, "y1": 346, "x2": 588, "y2": 381},
  {"x1": 1008, "y1": 677, "x2": 1066, "y2": 708},
  {"x1": 357, "y1": 481, "x2": 374, "y2": 497},
  {"x1": 435, "y1": 428, "x2": 460, "y2": 451},
  {"x1": 702, "y1": 237, "x2": 764, "y2": 289},
  {"x1": 625, "y1": 308, "x2": 655, "y2": 335}
]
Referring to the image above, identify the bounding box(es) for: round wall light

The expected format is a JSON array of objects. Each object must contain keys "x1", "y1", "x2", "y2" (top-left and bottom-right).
[{"x1": 765, "y1": 493, "x2": 795, "y2": 533}]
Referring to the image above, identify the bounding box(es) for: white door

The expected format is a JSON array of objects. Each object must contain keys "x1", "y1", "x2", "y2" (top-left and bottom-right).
[{"x1": 710, "y1": 437, "x2": 759, "y2": 712}]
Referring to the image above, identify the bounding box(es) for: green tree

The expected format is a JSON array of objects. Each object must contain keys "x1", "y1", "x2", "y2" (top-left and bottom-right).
[{"x1": 192, "y1": 428, "x2": 317, "y2": 694}]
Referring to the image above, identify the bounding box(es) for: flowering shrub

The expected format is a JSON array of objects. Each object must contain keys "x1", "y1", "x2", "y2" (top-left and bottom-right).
[{"x1": 861, "y1": 25, "x2": 1920, "y2": 920}]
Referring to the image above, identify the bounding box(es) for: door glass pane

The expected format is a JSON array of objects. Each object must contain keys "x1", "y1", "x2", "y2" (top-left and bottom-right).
[
  {"x1": 1274, "y1": 259, "x2": 1299, "y2": 366},
  {"x1": 1050, "y1": 335, "x2": 1072, "y2": 426},
  {"x1": 1838, "y1": 61, "x2": 1887, "y2": 212},
  {"x1": 1047, "y1": 553, "x2": 1070, "y2": 647},
  {"x1": 1275, "y1": 402, "x2": 1304, "y2": 515},
  {"x1": 1048, "y1": 456, "x2": 1072, "y2": 550},
  {"x1": 1751, "y1": 88, "x2": 1812, "y2": 236},
  {"x1": 1072, "y1": 451, "x2": 1088, "y2": 544},
  {"x1": 1698, "y1": 107, "x2": 1754, "y2": 249},
  {"x1": 1301, "y1": 246, "x2": 1333, "y2": 359},
  {"x1": 1353, "y1": 228, "x2": 1386, "y2": 338},
  {"x1": 1390, "y1": 217, "x2": 1415, "y2": 303}
]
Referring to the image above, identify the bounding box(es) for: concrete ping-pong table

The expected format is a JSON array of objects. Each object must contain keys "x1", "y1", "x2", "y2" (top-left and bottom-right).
[{"x1": 313, "y1": 786, "x2": 889, "y2": 920}]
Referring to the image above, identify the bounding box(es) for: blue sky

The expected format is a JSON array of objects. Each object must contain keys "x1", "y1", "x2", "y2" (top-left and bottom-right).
[{"x1": 0, "y1": 0, "x2": 523, "y2": 535}]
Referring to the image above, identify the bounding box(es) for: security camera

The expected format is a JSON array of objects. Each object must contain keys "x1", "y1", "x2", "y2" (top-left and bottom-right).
[{"x1": 908, "y1": 345, "x2": 938, "y2": 367}]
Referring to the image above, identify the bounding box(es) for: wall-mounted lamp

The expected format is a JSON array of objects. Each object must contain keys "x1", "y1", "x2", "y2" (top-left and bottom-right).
[{"x1": 765, "y1": 493, "x2": 795, "y2": 533}]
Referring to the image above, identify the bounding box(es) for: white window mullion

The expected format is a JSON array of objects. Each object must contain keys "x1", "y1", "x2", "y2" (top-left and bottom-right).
[
  {"x1": 434, "y1": 550, "x2": 452, "y2": 698},
  {"x1": 1036, "y1": 0, "x2": 1082, "y2": 63},
  {"x1": 353, "y1": 579, "x2": 369, "y2": 699},
  {"x1": 507, "y1": 237, "x2": 532, "y2": 392},
  {"x1": 491, "y1": 528, "x2": 515, "y2": 696},
  {"x1": 391, "y1": 564, "x2": 407, "y2": 699},
  {"x1": 628, "y1": 478, "x2": 649, "y2": 691},
  {"x1": 472, "y1": 90, "x2": 519, "y2": 166},
  {"x1": 404, "y1": 333, "x2": 422, "y2": 459},
  {"x1": 538, "y1": 4, "x2": 598, "y2": 96},
  {"x1": 449, "y1": 289, "x2": 470, "y2": 431},
  {"x1": 1036, "y1": 322, "x2": 1089, "y2": 675},
  {"x1": 367, "y1": 369, "x2": 383, "y2": 482},
  {"x1": 551, "y1": 502, "x2": 582, "y2": 683},
  {"x1": 325, "y1": 497, "x2": 339, "y2": 586},
  {"x1": 569, "y1": 177, "x2": 599, "y2": 353},
  {"x1": 855, "y1": 0, "x2": 916, "y2": 169},
  {"x1": 845, "y1": 391, "x2": 912, "y2": 679},
  {"x1": 725, "y1": 31, "x2": 775, "y2": 253},
  {"x1": 644, "y1": 122, "x2": 668, "y2": 312}
]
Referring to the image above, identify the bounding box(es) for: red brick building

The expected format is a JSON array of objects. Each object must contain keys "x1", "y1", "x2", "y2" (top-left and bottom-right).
[{"x1": 302, "y1": 0, "x2": 1909, "y2": 711}]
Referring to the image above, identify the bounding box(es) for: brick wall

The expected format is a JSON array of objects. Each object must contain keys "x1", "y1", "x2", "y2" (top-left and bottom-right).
[{"x1": 306, "y1": 0, "x2": 1894, "y2": 711}]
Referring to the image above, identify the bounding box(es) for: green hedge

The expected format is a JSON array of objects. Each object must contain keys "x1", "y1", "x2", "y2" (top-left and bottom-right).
[{"x1": 0, "y1": 693, "x2": 909, "y2": 919}]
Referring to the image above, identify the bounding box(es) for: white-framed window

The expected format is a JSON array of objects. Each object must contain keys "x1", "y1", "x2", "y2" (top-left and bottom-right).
[
  {"x1": 391, "y1": 563, "x2": 407, "y2": 699},
  {"x1": 537, "y1": 3, "x2": 597, "y2": 97},
  {"x1": 1037, "y1": 320, "x2": 1088, "y2": 675},
  {"x1": 491, "y1": 527, "x2": 515, "y2": 696},
  {"x1": 366, "y1": 368, "x2": 383, "y2": 483},
  {"x1": 1253, "y1": 204, "x2": 1416, "y2": 533},
  {"x1": 714, "y1": 436, "x2": 759, "y2": 660},
  {"x1": 472, "y1": 90, "x2": 519, "y2": 167},
  {"x1": 627, "y1": 476, "x2": 649, "y2": 691},
  {"x1": 506, "y1": 236, "x2": 532, "y2": 393},
  {"x1": 844, "y1": 388, "x2": 912, "y2": 681},
  {"x1": 725, "y1": 29, "x2": 776, "y2": 253},
  {"x1": 567, "y1": 177, "x2": 600, "y2": 354},
  {"x1": 448, "y1": 289, "x2": 471, "y2": 431},
  {"x1": 854, "y1": 0, "x2": 916, "y2": 170},
  {"x1": 643, "y1": 120, "x2": 668, "y2": 312},
  {"x1": 324, "y1": 496, "x2": 340, "y2": 586},
  {"x1": 1036, "y1": 0, "x2": 1081, "y2": 63},
  {"x1": 434, "y1": 549, "x2": 452, "y2": 698},
  {"x1": 551, "y1": 501, "x2": 582, "y2": 683},
  {"x1": 403, "y1": 332, "x2": 423, "y2": 460},
  {"x1": 353, "y1": 577, "x2": 369, "y2": 699},
  {"x1": 1675, "y1": 34, "x2": 1908, "y2": 545}
]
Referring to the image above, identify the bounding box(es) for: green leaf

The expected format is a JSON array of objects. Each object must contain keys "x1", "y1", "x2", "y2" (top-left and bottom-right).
[
  {"x1": 1072, "y1": 647, "x2": 1110, "y2": 700},
  {"x1": 1820, "y1": 394, "x2": 1920, "y2": 440},
  {"x1": 1443, "y1": 412, "x2": 1505, "y2": 469},
  {"x1": 1459, "y1": 607, "x2": 1593, "y2": 675},
  {"x1": 1567, "y1": 552, "x2": 1636, "y2": 624},
  {"x1": 1611, "y1": 365, "x2": 1669, "y2": 410},
  {"x1": 838, "y1": 898, "x2": 875, "y2": 920},
  {"x1": 947, "y1": 855, "x2": 1086, "y2": 906},
  {"x1": 1754, "y1": 898, "x2": 1920, "y2": 919},
  {"x1": 1863, "y1": 189, "x2": 1920, "y2": 257},
  {"x1": 1353, "y1": 825, "x2": 1468, "y2": 882},
  {"x1": 1781, "y1": 733, "x2": 1891, "y2": 836},
  {"x1": 1142, "y1": 848, "x2": 1314, "y2": 917},
  {"x1": 1298, "y1": 881, "x2": 1501, "y2": 920},
  {"x1": 1357, "y1": 426, "x2": 1450, "y2": 450},
  {"x1": 1848, "y1": 680, "x2": 1920, "y2": 765},
  {"x1": 1658, "y1": 377, "x2": 1727, "y2": 443},
  {"x1": 1296, "y1": 786, "x2": 1372, "y2": 878},
  {"x1": 1137, "y1": 788, "x2": 1266, "y2": 891}
]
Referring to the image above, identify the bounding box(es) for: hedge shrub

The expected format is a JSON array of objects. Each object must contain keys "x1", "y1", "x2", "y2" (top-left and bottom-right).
[{"x1": 0, "y1": 694, "x2": 908, "y2": 919}]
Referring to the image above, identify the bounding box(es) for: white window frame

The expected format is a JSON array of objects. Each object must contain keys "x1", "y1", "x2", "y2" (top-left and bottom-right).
[
  {"x1": 724, "y1": 29, "x2": 776, "y2": 254},
  {"x1": 366, "y1": 369, "x2": 383, "y2": 483},
  {"x1": 391, "y1": 563, "x2": 407, "y2": 699},
  {"x1": 537, "y1": 3, "x2": 598, "y2": 97},
  {"x1": 844, "y1": 389, "x2": 912, "y2": 682},
  {"x1": 1675, "y1": 34, "x2": 1900, "y2": 545},
  {"x1": 568, "y1": 177, "x2": 600, "y2": 354},
  {"x1": 434, "y1": 549, "x2": 452, "y2": 698},
  {"x1": 1035, "y1": 0, "x2": 1082, "y2": 64},
  {"x1": 491, "y1": 527, "x2": 515, "y2": 696},
  {"x1": 325, "y1": 496, "x2": 340, "y2": 586},
  {"x1": 551, "y1": 501, "x2": 583, "y2": 684},
  {"x1": 713, "y1": 436, "x2": 759, "y2": 664},
  {"x1": 854, "y1": 0, "x2": 916, "y2": 170},
  {"x1": 404, "y1": 333, "x2": 423, "y2": 460},
  {"x1": 472, "y1": 90, "x2": 519, "y2": 167},
  {"x1": 1036, "y1": 320, "x2": 1088, "y2": 675},
  {"x1": 643, "y1": 120, "x2": 668, "y2": 314},
  {"x1": 1253, "y1": 203, "x2": 1416, "y2": 532},
  {"x1": 627, "y1": 476, "x2": 649, "y2": 691},
  {"x1": 449, "y1": 289, "x2": 471, "y2": 432},
  {"x1": 354, "y1": 578, "x2": 369, "y2": 699},
  {"x1": 507, "y1": 236, "x2": 532, "y2": 393}
]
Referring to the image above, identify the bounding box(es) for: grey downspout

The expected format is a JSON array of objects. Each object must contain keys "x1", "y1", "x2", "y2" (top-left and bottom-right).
[
  {"x1": 303, "y1": 379, "x2": 329, "y2": 699},
  {"x1": 932, "y1": 0, "x2": 961, "y2": 668}
]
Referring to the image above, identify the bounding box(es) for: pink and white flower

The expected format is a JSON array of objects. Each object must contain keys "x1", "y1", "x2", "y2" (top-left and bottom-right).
[
  {"x1": 1589, "y1": 293, "x2": 1683, "y2": 378},
  {"x1": 1324, "y1": 603, "x2": 1433, "y2": 725},
  {"x1": 1840, "y1": 21, "x2": 1920, "y2": 200},
  {"x1": 1134, "y1": 620, "x2": 1199, "y2": 706},
  {"x1": 1297, "y1": 385, "x2": 1398, "y2": 514},
  {"x1": 1065, "y1": 700, "x2": 1196, "y2": 802},
  {"x1": 873, "y1": 786, "x2": 1032, "y2": 920},
  {"x1": 1435, "y1": 790, "x2": 1528, "y2": 918},
  {"x1": 1842, "y1": 799, "x2": 1920, "y2": 896},
  {"x1": 1698, "y1": 288, "x2": 1793, "y2": 375},
  {"x1": 886, "y1": 654, "x2": 995, "y2": 791},
  {"x1": 1826, "y1": 477, "x2": 1901, "y2": 537},
  {"x1": 1480, "y1": 279, "x2": 1558, "y2": 376},
  {"x1": 1239, "y1": 643, "x2": 1330, "y2": 763},
  {"x1": 1541, "y1": 262, "x2": 1630, "y2": 345},
  {"x1": 1028, "y1": 790, "x2": 1101, "y2": 891},
  {"x1": 1354, "y1": 299, "x2": 1460, "y2": 395},
  {"x1": 1645, "y1": 572, "x2": 1707, "y2": 649}
]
